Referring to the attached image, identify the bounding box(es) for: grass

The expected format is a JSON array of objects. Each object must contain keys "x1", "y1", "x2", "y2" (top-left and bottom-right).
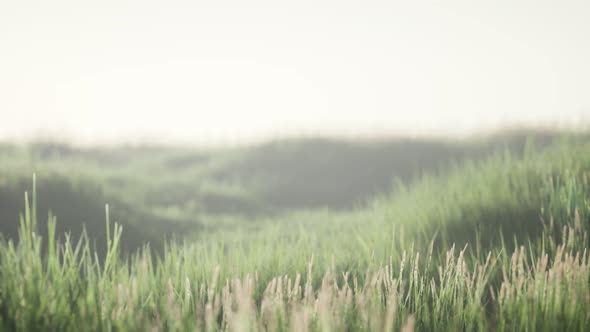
[{"x1": 0, "y1": 132, "x2": 590, "y2": 330}]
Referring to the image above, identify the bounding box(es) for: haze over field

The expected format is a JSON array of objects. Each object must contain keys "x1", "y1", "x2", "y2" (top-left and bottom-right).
[
  {"x1": 4, "y1": 1, "x2": 590, "y2": 330},
  {"x1": 1, "y1": 0, "x2": 589, "y2": 145}
]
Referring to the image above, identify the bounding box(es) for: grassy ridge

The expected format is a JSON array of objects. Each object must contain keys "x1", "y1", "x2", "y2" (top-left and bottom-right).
[
  {"x1": 0, "y1": 130, "x2": 577, "y2": 255},
  {"x1": 0, "y1": 134, "x2": 590, "y2": 330}
]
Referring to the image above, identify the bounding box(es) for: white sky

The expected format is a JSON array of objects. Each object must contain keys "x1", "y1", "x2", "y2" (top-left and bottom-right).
[{"x1": 1, "y1": 0, "x2": 589, "y2": 145}]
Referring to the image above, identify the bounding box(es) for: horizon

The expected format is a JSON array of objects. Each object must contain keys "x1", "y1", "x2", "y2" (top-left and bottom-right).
[{"x1": 2, "y1": 123, "x2": 589, "y2": 150}]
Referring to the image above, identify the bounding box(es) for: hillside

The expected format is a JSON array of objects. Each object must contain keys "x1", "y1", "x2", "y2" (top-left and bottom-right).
[
  {"x1": 0, "y1": 129, "x2": 577, "y2": 254},
  {"x1": 0, "y1": 131, "x2": 589, "y2": 330}
]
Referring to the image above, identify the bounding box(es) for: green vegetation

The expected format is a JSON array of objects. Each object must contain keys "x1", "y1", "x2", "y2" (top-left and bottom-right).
[
  {"x1": 0, "y1": 130, "x2": 590, "y2": 330},
  {"x1": 0, "y1": 129, "x2": 571, "y2": 253}
]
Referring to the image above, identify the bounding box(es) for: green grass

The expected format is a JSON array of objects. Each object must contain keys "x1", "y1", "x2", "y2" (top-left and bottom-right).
[
  {"x1": 0, "y1": 129, "x2": 580, "y2": 255},
  {"x1": 0, "y1": 133, "x2": 590, "y2": 330}
]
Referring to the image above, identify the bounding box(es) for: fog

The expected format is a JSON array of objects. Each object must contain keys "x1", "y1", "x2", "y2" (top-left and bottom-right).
[{"x1": 1, "y1": 0, "x2": 589, "y2": 145}]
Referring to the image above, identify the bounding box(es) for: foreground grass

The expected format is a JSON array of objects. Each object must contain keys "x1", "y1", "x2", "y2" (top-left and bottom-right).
[{"x1": 1, "y1": 138, "x2": 590, "y2": 330}]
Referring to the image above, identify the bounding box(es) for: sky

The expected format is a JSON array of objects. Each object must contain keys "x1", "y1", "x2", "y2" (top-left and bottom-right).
[{"x1": 1, "y1": 0, "x2": 589, "y2": 145}]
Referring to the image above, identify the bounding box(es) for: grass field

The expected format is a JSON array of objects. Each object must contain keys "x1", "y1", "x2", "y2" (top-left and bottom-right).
[{"x1": 1, "y1": 130, "x2": 590, "y2": 330}]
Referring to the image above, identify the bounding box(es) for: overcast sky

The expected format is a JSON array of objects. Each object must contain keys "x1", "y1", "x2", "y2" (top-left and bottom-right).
[{"x1": 1, "y1": 0, "x2": 589, "y2": 145}]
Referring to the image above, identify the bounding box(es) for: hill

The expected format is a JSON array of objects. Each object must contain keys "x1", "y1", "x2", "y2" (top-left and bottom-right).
[
  {"x1": 0, "y1": 130, "x2": 589, "y2": 330},
  {"x1": 0, "y1": 129, "x2": 579, "y2": 254}
]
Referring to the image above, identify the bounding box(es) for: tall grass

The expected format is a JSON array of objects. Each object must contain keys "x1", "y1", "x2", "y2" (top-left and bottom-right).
[{"x1": 1, "y1": 139, "x2": 590, "y2": 330}]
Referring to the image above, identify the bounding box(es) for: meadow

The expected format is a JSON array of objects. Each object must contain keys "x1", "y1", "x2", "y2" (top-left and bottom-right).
[{"x1": 0, "y1": 129, "x2": 589, "y2": 331}]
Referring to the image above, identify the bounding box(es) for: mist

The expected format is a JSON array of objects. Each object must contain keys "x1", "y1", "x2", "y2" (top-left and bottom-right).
[
  {"x1": 1, "y1": 0, "x2": 589, "y2": 145},
  {"x1": 2, "y1": 2, "x2": 590, "y2": 330}
]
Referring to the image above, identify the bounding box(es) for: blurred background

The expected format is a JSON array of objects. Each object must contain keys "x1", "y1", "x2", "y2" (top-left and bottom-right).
[
  {"x1": 1, "y1": 0, "x2": 589, "y2": 145},
  {"x1": 1, "y1": 0, "x2": 589, "y2": 255}
]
